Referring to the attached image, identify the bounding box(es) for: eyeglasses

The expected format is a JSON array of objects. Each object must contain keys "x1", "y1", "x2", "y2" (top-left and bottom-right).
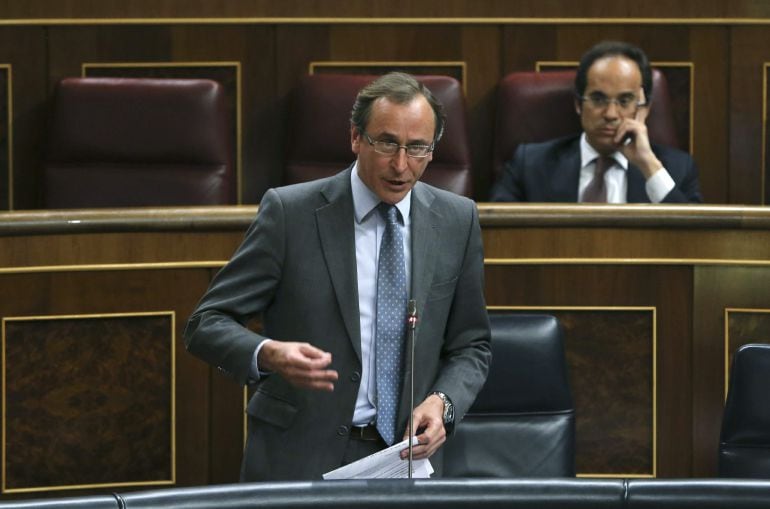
[
  {"x1": 580, "y1": 92, "x2": 646, "y2": 112},
  {"x1": 362, "y1": 131, "x2": 434, "y2": 159}
]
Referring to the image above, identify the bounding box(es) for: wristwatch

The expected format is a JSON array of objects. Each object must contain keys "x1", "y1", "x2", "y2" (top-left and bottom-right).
[{"x1": 431, "y1": 391, "x2": 455, "y2": 433}]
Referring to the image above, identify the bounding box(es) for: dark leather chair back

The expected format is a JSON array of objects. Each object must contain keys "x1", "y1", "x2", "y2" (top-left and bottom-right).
[
  {"x1": 443, "y1": 313, "x2": 576, "y2": 477},
  {"x1": 718, "y1": 343, "x2": 770, "y2": 478},
  {"x1": 492, "y1": 69, "x2": 679, "y2": 181},
  {"x1": 285, "y1": 73, "x2": 473, "y2": 197},
  {"x1": 45, "y1": 77, "x2": 235, "y2": 208}
]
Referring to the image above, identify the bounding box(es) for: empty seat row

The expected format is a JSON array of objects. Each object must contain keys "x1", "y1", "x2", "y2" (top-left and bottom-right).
[{"x1": 43, "y1": 70, "x2": 681, "y2": 208}]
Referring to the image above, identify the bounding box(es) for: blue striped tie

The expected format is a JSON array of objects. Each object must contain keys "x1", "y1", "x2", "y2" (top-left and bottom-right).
[{"x1": 375, "y1": 203, "x2": 407, "y2": 445}]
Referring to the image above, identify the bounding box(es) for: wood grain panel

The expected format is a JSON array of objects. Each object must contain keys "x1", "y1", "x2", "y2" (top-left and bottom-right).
[
  {"x1": 0, "y1": 27, "x2": 47, "y2": 211},
  {"x1": 486, "y1": 264, "x2": 693, "y2": 477},
  {"x1": 693, "y1": 266, "x2": 770, "y2": 476},
  {"x1": 0, "y1": 267, "x2": 221, "y2": 491},
  {"x1": 0, "y1": 66, "x2": 9, "y2": 211},
  {"x1": 491, "y1": 307, "x2": 655, "y2": 476},
  {"x1": 3, "y1": 313, "x2": 173, "y2": 492},
  {"x1": 729, "y1": 27, "x2": 767, "y2": 205},
  {"x1": 690, "y1": 27, "x2": 729, "y2": 204},
  {"x1": 725, "y1": 309, "x2": 770, "y2": 387},
  {"x1": 0, "y1": 0, "x2": 762, "y2": 19},
  {"x1": 461, "y1": 26, "x2": 502, "y2": 198},
  {"x1": 164, "y1": 25, "x2": 275, "y2": 204}
]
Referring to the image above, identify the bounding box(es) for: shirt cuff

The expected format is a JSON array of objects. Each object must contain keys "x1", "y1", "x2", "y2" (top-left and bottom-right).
[
  {"x1": 645, "y1": 167, "x2": 675, "y2": 203},
  {"x1": 249, "y1": 339, "x2": 273, "y2": 382}
]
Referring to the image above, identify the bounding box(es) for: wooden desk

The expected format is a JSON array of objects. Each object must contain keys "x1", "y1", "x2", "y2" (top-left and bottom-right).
[{"x1": 1, "y1": 204, "x2": 769, "y2": 494}]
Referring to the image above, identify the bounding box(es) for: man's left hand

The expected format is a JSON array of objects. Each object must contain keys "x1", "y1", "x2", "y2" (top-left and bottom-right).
[
  {"x1": 399, "y1": 394, "x2": 446, "y2": 460},
  {"x1": 614, "y1": 90, "x2": 663, "y2": 180}
]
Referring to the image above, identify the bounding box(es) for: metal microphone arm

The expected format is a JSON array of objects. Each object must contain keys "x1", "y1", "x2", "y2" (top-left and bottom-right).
[{"x1": 406, "y1": 299, "x2": 418, "y2": 479}]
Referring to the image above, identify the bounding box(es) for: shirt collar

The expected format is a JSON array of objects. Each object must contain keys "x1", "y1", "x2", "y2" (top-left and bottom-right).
[
  {"x1": 351, "y1": 162, "x2": 411, "y2": 224},
  {"x1": 579, "y1": 133, "x2": 628, "y2": 170}
]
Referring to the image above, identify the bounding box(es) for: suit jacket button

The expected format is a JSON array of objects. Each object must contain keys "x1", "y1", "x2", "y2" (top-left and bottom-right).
[
  {"x1": 350, "y1": 371, "x2": 361, "y2": 382},
  {"x1": 337, "y1": 425, "x2": 349, "y2": 436}
]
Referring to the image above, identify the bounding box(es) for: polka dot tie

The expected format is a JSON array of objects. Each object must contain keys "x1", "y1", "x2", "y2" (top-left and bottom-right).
[{"x1": 375, "y1": 203, "x2": 407, "y2": 445}]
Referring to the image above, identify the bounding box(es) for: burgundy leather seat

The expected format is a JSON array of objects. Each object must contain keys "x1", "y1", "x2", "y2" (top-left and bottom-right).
[
  {"x1": 45, "y1": 77, "x2": 235, "y2": 208},
  {"x1": 285, "y1": 73, "x2": 473, "y2": 197},
  {"x1": 492, "y1": 69, "x2": 680, "y2": 183}
]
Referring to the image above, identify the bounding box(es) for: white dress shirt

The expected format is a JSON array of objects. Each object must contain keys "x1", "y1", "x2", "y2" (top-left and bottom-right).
[
  {"x1": 350, "y1": 163, "x2": 412, "y2": 426},
  {"x1": 578, "y1": 133, "x2": 675, "y2": 203},
  {"x1": 249, "y1": 164, "x2": 412, "y2": 426}
]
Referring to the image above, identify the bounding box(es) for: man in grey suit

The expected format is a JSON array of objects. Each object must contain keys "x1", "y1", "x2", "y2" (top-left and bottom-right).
[
  {"x1": 491, "y1": 41, "x2": 702, "y2": 203},
  {"x1": 184, "y1": 72, "x2": 492, "y2": 481}
]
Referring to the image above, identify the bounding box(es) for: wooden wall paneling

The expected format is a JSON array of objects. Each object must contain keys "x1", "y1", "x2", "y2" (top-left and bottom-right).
[
  {"x1": 0, "y1": 27, "x2": 48, "y2": 211},
  {"x1": 490, "y1": 306, "x2": 656, "y2": 476},
  {"x1": 165, "y1": 24, "x2": 276, "y2": 205},
  {"x1": 0, "y1": 231, "x2": 242, "y2": 268},
  {"x1": 484, "y1": 264, "x2": 693, "y2": 477},
  {"x1": 690, "y1": 27, "x2": 730, "y2": 204},
  {"x1": 725, "y1": 309, "x2": 770, "y2": 376},
  {"x1": 692, "y1": 266, "x2": 770, "y2": 476},
  {"x1": 0, "y1": 267, "x2": 215, "y2": 492},
  {"x1": 501, "y1": 25, "x2": 559, "y2": 73},
  {"x1": 232, "y1": 25, "x2": 279, "y2": 205},
  {"x1": 0, "y1": 0, "x2": 760, "y2": 19},
  {"x1": 461, "y1": 26, "x2": 501, "y2": 199},
  {"x1": 483, "y1": 225, "x2": 770, "y2": 261},
  {"x1": 729, "y1": 27, "x2": 766, "y2": 205},
  {"x1": 726, "y1": 1, "x2": 770, "y2": 18},
  {"x1": 47, "y1": 26, "x2": 175, "y2": 84},
  {"x1": 0, "y1": 65, "x2": 9, "y2": 211},
  {"x1": 3, "y1": 312, "x2": 174, "y2": 493},
  {"x1": 208, "y1": 365, "x2": 244, "y2": 484},
  {"x1": 651, "y1": 264, "x2": 694, "y2": 478},
  {"x1": 274, "y1": 25, "x2": 332, "y2": 192},
  {"x1": 326, "y1": 25, "x2": 462, "y2": 63}
]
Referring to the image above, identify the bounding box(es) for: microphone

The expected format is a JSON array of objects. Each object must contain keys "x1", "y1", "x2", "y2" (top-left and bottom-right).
[{"x1": 406, "y1": 299, "x2": 418, "y2": 479}]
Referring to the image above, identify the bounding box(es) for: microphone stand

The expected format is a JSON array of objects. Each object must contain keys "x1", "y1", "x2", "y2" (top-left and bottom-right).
[{"x1": 406, "y1": 299, "x2": 418, "y2": 479}]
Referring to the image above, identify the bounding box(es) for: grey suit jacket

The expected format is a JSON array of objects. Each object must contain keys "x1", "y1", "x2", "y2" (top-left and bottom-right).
[
  {"x1": 184, "y1": 168, "x2": 492, "y2": 481},
  {"x1": 490, "y1": 134, "x2": 703, "y2": 203}
]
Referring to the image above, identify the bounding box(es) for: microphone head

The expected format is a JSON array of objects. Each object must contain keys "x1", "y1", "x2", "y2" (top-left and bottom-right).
[{"x1": 408, "y1": 299, "x2": 417, "y2": 318}]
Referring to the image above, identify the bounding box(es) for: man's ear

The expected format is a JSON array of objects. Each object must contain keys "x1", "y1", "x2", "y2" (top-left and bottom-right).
[
  {"x1": 351, "y1": 125, "x2": 361, "y2": 154},
  {"x1": 574, "y1": 98, "x2": 582, "y2": 116}
]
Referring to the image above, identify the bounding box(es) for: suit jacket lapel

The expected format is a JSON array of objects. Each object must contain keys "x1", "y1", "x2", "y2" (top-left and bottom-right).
[
  {"x1": 316, "y1": 170, "x2": 362, "y2": 360},
  {"x1": 409, "y1": 183, "x2": 439, "y2": 323},
  {"x1": 552, "y1": 138, "x2": 581, "y2": 201},
  {"x1": 396, "y1": 183, "x2": 439, "y2": 426}
]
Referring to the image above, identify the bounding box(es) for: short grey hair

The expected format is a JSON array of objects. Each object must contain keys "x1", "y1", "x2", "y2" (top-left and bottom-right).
[{"x1": 350, "y1": 72, "x2": 446, "y2": 144}]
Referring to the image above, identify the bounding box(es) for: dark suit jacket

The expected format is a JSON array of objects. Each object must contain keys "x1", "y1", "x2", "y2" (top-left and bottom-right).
[
  {"x1": 490, "y1": 135, "x2": 703, "y2": 203},
  {"x1": 184, "y1": 167, "x2": 492, "y2": 481}
]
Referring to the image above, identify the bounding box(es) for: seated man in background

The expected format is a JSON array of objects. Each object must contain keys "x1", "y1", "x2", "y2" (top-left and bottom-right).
[{"x1": 490, "y1": 40, "x2": 703, "y2": 203}]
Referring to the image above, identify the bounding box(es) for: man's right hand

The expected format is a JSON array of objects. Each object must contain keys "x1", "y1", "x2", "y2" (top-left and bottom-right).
[{"x1": 258, "y1": 340, "x2": 338, "y2": 391}]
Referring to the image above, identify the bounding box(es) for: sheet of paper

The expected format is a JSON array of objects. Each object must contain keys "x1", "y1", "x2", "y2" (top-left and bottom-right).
[{"x1": 323, "y1": 437, "x2": 433, "y2": 479}]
